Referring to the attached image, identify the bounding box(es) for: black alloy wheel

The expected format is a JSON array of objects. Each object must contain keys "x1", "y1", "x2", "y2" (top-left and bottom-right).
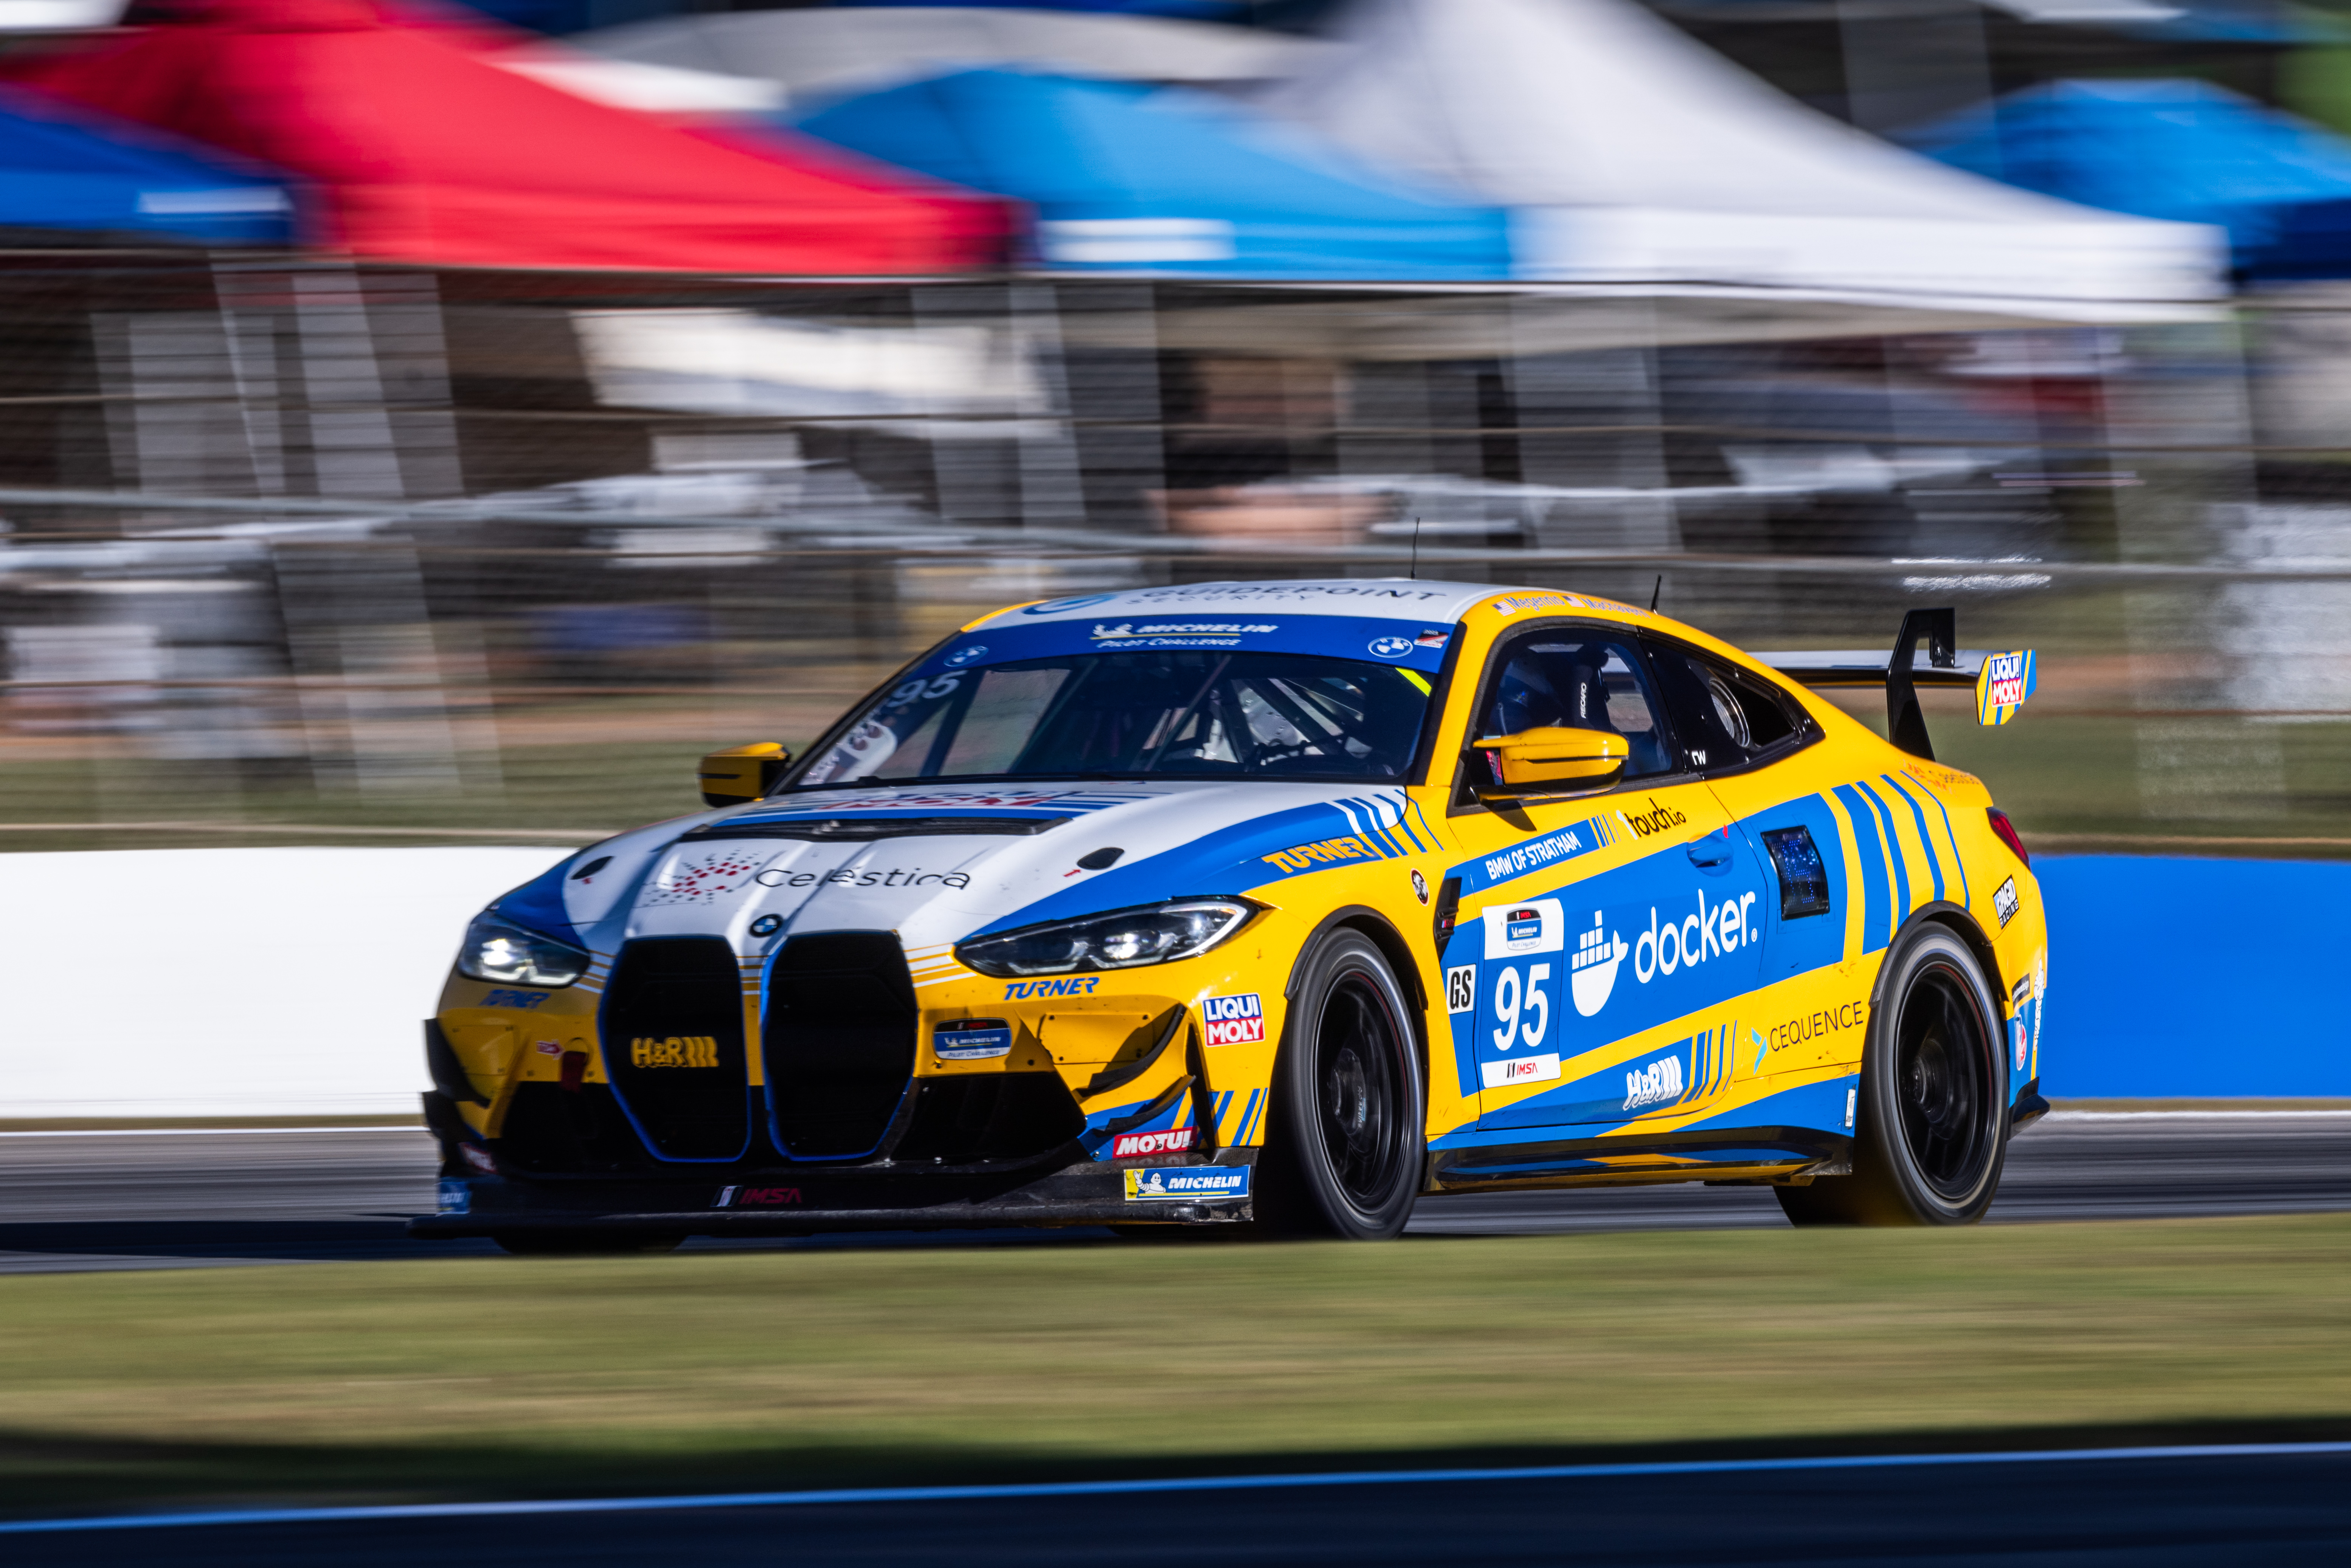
[
  {"x1": 1258, "y1": 929, "x2": 1426, "y2": 1239},
  {"x1": 1778, "y1": 923, "x2": 2007, "y2": 1227}
]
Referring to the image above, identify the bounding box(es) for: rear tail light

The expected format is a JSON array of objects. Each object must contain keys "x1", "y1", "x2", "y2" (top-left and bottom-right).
[{"x1": 1986, "y1": 808, "x2": 2030, "y2": 868}]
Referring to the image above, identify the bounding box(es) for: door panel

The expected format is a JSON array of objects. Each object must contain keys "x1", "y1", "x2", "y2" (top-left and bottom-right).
[
  {"x1": 1434, "y1": 624, "x2": 1777, "y2": 1133},
  {"x1": 1440, "y1": 780, "x2": 1770, "y2": 1130}
]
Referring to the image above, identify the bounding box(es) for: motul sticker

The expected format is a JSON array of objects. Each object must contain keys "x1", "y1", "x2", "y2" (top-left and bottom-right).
[{"x1": 1111, "y1": 1127, "x2": 1197, "y2": 1159}]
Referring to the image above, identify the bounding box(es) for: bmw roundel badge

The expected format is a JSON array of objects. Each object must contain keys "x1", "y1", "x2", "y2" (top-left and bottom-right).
[
  {"x1": 748, "y1": 914, "x2": 784, "y2": 937},
  {"x1": 1367, "y1": 635, "x2": 1413, "y2": 659}
]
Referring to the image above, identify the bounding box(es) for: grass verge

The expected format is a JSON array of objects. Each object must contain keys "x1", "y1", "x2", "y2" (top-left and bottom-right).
[{"x1": 2, "y1": 1215, "x2": 2347, "y2": 1517}]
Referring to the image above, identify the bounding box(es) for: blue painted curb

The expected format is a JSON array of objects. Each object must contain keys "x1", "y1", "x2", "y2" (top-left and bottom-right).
[{"x1": 2038, "y1": 856, "x2": 2351, "y2": 1097}]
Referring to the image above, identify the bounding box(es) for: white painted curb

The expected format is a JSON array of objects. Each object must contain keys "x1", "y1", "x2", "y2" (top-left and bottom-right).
[{"x1": 0, "y1": 847, "x2": 572, "y2": 1117}]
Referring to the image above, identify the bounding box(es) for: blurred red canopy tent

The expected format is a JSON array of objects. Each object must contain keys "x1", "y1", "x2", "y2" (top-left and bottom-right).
[{"x1": 2, "y1": 0, "x2": 1012, "y2": 273}]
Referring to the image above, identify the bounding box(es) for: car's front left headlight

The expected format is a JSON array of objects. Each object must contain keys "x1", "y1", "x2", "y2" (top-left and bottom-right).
[
  {"x1": 455, "y1": 911, "x2": 591, "y2": 989},
  {"x1": 956, "y1": 899, "x2": 1257, "y2": 977}
]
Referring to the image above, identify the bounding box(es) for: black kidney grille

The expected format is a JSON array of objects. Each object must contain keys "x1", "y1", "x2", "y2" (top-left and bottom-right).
[
  {"x1": 601, "y1": 937, "x2": 752, "y2": 1162},
  {"x1": 762, "y1": 931, "x2": 918, "y2": 1160}
]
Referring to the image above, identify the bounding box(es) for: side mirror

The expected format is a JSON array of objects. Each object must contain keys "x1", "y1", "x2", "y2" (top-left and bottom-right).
[
  {"x1": 698, "y1": 742, "x2": 791, "y2": 808},
  {"x1": 1469, "y1": 727, "x2": 1627, "y2": 801}
]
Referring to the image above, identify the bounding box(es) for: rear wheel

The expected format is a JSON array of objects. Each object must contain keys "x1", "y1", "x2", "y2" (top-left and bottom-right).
[
  {"x1": 1255, "y1": 930, "x2": 1425, "y2": 1239},
  {"x1": 1777, "y1": 923, "x2": 2007, "y2": 1227},
  {"x1": 490, "y1": 1230, "x2": 684, "y2": 1256}
]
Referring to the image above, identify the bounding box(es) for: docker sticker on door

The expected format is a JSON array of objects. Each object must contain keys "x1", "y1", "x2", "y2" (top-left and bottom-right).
[{"x1": 1452, "y1": 849, "x2": 1766, "y2": 1127}]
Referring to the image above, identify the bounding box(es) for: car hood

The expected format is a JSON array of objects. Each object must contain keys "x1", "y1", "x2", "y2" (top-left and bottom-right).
[{"x1": 492, "y1": 780, "x2": 1442, "y2": 959}]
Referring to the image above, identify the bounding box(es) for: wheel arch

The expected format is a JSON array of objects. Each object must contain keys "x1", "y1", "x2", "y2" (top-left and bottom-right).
[
  {"x1": 1282, "y1": 904, "x2": 1431, "y2": 1077},
  {"x1": 1895, "y1": 900, "x2": 2007, "y2": 1007}
]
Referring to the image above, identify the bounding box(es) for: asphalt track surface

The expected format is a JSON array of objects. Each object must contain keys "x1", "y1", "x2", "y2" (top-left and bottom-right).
[
  {"x1": 7, "y1": 1447, "x2": 2350, "y2": 1565},
  {"x1": 0, "y1": 1110, "x2": 2347, "y2": 1274},
  {"x1": 5, "y1": 1116, "x2": 2349, "y2": 1562}
]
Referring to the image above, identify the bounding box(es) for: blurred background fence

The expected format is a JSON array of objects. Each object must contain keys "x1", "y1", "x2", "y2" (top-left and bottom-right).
[{"x1": 3, "y1": 254, "x2": 2350, "y2": 855}]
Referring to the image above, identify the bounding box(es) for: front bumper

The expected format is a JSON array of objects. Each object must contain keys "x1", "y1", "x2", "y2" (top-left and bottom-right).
[{"x1": 408, "y1": 1150, "x2": 1259, "y2": 1238}]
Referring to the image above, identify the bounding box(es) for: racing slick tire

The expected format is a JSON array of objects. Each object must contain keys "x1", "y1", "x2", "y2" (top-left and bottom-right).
[
  {"x1": 490, "y1": 1230, "x2": 684, "y2": 1256},
  {"x1": 1777, "y1": 922, "x2": 2008, "y2": 1228},
  {"x1": 1254, "y1": 928, "x2": 1426, "y2": 1241}
]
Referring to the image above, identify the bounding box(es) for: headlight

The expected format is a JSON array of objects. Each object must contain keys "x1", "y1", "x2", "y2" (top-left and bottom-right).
[
  {"x1": 956, "y1": 899, "x2": 1256, "y2": 977},
  {"x1": 455, "y1": 912, "x2": 591, "y2": 988}
]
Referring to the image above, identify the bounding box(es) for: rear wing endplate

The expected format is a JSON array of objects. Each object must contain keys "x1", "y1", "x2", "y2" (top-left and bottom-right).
[{"x1": 1755, "y1": 609, "x2": 2034, "y2": 761}]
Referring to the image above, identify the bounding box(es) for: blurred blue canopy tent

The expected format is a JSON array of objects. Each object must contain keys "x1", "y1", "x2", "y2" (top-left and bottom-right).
[
  {"x1": 790, "y1": 68, "x2": 1513, "y2": 279},
  {"x1": 0, "y1": 84, "x2": 290, "y2": 246},
  {"x1": 1911, "y1": 79, "x2": 2351, "y2": 282}
]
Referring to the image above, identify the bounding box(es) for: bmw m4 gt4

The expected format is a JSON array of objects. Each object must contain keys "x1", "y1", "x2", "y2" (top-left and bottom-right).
[{"x1": 413, "y1": 580, "x2": 2047, "y2": 1251}]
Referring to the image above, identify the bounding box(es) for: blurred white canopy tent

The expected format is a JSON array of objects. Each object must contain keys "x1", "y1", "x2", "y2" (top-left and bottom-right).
[
  {"x1": 572, "y1": 5, "x2": 1332, "y2": 106},
  {"x1": 494, "y1": 50, "x2": 785, "y2": 114},
  {"x1": 1260, "y1": 0, "x2": 2226, "y2": 312}
]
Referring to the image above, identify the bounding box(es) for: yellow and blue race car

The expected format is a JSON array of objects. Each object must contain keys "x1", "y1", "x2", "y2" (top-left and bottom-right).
[{"x1": 412, "y1": 579, "x2": 2048, "y2": 1250}]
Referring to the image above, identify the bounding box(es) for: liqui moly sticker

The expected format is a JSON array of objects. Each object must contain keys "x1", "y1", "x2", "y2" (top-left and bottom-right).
[
  {"x1": 1202, "y1": 992, "x2": 1265, "y2": 1045},
  {"x1": 1975, "y1": 649, "x2": 2038, "y2": 726}
]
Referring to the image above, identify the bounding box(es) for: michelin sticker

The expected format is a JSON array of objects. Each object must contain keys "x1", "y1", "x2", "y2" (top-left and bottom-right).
[
  {"x1": 1124, "y1": 1166, "x2": 1250, "y2": 1202},
  {"x1": 1484, "y1": 898, "x2": 1565, "y2": 958},
  {"x1": 934, "y1": 1021, "x2": 1013, "y2": 1061}
]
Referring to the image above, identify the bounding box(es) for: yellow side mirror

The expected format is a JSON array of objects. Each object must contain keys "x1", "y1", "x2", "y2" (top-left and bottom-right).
[
  {"x1": 1469, "y1": 727, "x2": 1628, "y2": 801},
  {"x1": 698, "y1": 742, "x2": 791, "y2": 808}
]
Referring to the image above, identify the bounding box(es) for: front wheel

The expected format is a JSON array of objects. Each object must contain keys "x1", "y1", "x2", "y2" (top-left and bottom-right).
[
  {"x1": 1777, "y1": 923, "x2": 2008, "y2": 1227},
  {"x1": 1256, "y1": 929, "x2": 1426, "y2": 1239}
]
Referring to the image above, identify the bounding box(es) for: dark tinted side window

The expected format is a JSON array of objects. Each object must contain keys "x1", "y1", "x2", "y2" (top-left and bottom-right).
[
  {"x1": 1643, "y1": 639, "x2": 1811, "y2": 775},
  {"x1": 1463, "y1": 631, "x2": 1677, "y2": 800}
]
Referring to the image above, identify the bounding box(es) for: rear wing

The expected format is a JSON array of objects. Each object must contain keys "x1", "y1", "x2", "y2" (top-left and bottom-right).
[{"x1": 1753, "y1": 609, "x2": 2036, "y2": 761}]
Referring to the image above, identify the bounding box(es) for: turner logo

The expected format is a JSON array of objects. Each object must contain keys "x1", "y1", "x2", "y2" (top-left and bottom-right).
[
  {"x1": 1623, "y1": 1052, "x2": 1687, "y2": 1110},
  {"x1": 1632, "y1": 890, "x2": 1759, "y2": 983},
  {"x1": 1570, "y1": 911, "x2": 1630, "y2": 1017},
  {"x1": 1619, "y1": 799, "x2": 1688, "y2": 838},
  {"x1": 1202, "y1": 992, "x2": 1265, "y2": 1045},
  {"x1": 1262, "y1": 835, "x2": 1380, "y2": 874}
]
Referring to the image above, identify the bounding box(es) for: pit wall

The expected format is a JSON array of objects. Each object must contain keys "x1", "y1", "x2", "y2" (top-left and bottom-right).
[{"x1": 0, "y1": 848, "x2": 2332, "y2": 1117}]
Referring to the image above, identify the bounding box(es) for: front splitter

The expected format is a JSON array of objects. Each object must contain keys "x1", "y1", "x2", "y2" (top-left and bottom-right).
[{"x1": 409, "y1": 1152, "x2": 1257, "y2": 1238}]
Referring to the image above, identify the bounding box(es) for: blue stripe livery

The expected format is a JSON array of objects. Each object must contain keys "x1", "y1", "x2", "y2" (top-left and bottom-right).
[
  {"x1": 1454, "y1": 811, "x2": 1621, "y2": 894},
  {"x1": 1833, "y1": 783, "x2": 1896, "y2": 953}
]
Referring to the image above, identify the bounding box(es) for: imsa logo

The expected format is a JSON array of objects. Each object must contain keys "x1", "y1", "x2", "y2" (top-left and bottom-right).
[{"x1": 631, "y1": 1036, "x2": 719, "y2": 1069}]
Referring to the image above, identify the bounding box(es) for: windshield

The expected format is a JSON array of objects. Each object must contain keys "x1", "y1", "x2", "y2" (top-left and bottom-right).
[{"x1": 793, "y1": 650, "x2": 1433, "y2": 788}]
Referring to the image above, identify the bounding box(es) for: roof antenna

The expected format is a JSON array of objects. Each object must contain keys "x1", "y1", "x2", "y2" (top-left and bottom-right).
[
  {"x1": 1409, "y1": 516, "x2": 1422, "y2": 580},
  {"x1": 1649, "y1": 574, "x2": 1662, "y2": 613}
]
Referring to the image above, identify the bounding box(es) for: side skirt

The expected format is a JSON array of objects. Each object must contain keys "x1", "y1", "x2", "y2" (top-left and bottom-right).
[{"x1": 1426, "y1": 1125, "x2": 1853, "y2": 1193}]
